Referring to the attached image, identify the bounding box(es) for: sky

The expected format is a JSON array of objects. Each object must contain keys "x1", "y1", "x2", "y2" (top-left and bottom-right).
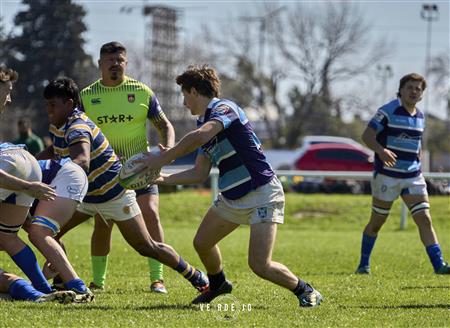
[{"x1": 0, "y1": 0, "x2": 449, "y2": 119}]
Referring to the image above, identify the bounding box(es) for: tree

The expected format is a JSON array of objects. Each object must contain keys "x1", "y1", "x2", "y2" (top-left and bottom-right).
[
  {"x1": 3, "y1": 0, "x2": 96, "y2": 135},
  {"x1": 273, "y1": 3, "x2": 389, "y2": 147}
]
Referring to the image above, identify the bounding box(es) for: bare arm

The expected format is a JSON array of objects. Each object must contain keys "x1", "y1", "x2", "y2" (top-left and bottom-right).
[
  {"x1": 156, "y1": 153, "x2": 212, "y2": 185},
  {"x1": 148, "y1": 116, "x2": 175, "y2": 148},
  {"x1": 362, "y1": 126, "x2": 397, "y2": 167},
  {"x1": 141, "y1": 120, "x2": 223, "y2": 170},
  {"x1": 69, "y1": 141, "x2": 91, "y2": 173},
  {"x1": 35, "y1": 145, "x2": 55, "y2": 160},
  {"x1": 0, "y1": 169, "x2": 55, "y2": 201}
]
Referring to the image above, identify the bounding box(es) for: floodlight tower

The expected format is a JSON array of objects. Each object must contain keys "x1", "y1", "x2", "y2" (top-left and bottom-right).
[{"x1": 121, "y1": 4, "x2": 180, "y2": 118}]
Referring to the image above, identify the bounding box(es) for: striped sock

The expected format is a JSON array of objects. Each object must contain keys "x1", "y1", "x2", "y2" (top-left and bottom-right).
[{"x1": 175, "y1": 257, "x2": 201, "y2": 283}]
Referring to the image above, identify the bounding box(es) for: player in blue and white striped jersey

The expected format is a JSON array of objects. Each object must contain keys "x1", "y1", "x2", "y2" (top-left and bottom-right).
[
  {"x1": 356, "y1": 73, "x2": 450, "y2": 275},
  {"x1": 139, "y1": 65, "x2": 322, "y2": 307}
]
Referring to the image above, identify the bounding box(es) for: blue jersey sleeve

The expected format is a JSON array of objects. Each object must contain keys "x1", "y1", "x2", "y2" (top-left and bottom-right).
[
  {"x1": 209, "y1": 103, "x2": 239, "y2": 129},
  {"x1": 368, "y1": 109, "x2": 388, "y2": 134},
  {"x1": 147, "y1": 96, "x2": 166, "y2": 122}
]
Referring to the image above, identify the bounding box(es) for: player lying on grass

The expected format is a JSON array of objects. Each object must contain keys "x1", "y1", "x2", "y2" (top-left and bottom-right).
[
  {"x1": 137, "y1": 65, "x2": 323, "y2": 307},
  {"x1": 356, "y1": 73, "x2": 450, "y2": 275},
  {"x1": 38, "y1": 77, "x2": 208, "y2": 295}
]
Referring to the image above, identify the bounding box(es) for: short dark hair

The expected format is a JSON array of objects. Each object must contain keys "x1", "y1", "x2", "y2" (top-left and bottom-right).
[
  {"x1": 100, "y1": 41, "x2": 127, "y2": 56},
  {"x1": 43, "y1": 78, "x2": 80, "y2": 109},
  {"x1": 397, "y1": 73, "x2": 427, "y2": 97},
  {"x1": 176, "y1": 65, "x2": 220, "y2": 98},
  {"x1": 0, "y1": 66, "x2": 18, "y2": 83},
  {"x1": 18, "y1": 116, "x2": 31, "y2": 127}
]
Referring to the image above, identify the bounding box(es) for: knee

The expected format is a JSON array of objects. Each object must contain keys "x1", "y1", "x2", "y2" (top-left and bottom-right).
[
  {"x1": 193, "y1": 235, "x2": 210, "y2": 253},
  {"x1": 135, "y1": 240, "x2": 160, "y2": 260},
  {"x1": 248, "y1": 258, "x2": 270, "y2": 278},
  {"x1": 27, "y1": 225, "x2": 51, "y2": 244}
]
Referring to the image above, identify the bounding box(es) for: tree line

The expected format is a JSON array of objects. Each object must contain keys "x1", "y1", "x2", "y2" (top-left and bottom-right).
[{"x1": 1, "y1": 1, "x2": 448, "y2": 161}]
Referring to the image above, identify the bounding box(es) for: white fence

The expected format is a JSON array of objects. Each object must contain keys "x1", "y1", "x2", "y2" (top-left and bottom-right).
[{"x1": 208, "y1": 169, "x2": 450, "y2": 230}]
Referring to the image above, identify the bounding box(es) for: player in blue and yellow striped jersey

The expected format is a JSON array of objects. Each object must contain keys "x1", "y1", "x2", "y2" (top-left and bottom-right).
[
  {"x1": 356, "y1": 73, "x2": 450, "y2": 275},
  {"x1": 39, "y1": 77, "x2": 208, "y2": 296}
]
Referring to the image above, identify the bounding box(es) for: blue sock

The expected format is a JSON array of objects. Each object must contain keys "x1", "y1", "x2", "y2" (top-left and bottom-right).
[
  {"x1": 11, "y1": 245, "x2": 52, "y2": 293},
  {"x1": 64, "y1": 278, "x2": 87, "y2": 293},
  {"x1": 8, "y1": 279, "x2": 44, "y2": 301},
  {"x1": 358, "y1": 234, "x2": 377, "y2": 268},
  {"x1": 426, "y1": 244, "x2": 445, "y2": 272}
]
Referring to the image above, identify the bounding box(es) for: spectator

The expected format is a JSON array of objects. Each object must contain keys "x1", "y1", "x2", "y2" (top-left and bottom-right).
[{"x1": 13, "y1": 117, "x2": 45, "y2": 156}]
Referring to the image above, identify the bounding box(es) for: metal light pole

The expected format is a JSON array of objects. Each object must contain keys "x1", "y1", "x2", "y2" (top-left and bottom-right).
[
  {"x1": 420, "y1": 3, "x2": 439, "y2": 171},
  {"x1": 376, "y1": 64, "x2": 393, "y2": 103}
]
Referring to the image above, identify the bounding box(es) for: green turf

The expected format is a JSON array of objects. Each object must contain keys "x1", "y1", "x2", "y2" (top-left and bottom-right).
[{"x1": 0, "y1": 192, "x2": 449, "y2": 327}]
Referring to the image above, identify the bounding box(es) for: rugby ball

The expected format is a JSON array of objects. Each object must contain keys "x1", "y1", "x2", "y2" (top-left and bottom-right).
[{"x1": 119, "y1": 152, "x2": 161, "y2": 190}]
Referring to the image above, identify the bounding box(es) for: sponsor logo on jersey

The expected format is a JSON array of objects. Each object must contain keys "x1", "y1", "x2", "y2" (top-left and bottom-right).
[
  {"x1": 97, "y1": 115, "x2": 134, "y2": 124},
  {"x1": 91, "y1": 98, "x2": 101, "y2": 105},
  {"x1": 128, "y1": 94, "x2": 135, "y2": 103}
]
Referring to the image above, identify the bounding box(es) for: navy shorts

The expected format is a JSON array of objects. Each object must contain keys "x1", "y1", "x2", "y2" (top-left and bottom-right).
[{"x1": 135, "y1": 184, "x2": 159, "y2": 197}]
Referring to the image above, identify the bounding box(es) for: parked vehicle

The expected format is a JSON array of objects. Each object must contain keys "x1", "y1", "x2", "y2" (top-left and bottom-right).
[{"x1": 292, "y1": 143, "x2": 373, "y2": 194}]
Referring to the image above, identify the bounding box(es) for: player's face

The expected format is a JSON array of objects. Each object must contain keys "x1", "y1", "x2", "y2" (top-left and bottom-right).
[
  {"x1": 0, "y1": 81, "x2": 13, "y2": 114},
  {"x1": 45, "y1": 97, "x2": 73, "y2": 127},
  {"x1": 182, "y1": 88, "x2": 200, "y2": 115},
  {"x1": 99, "y1": 51, "x2": 127, "y2": 81},
  {"x1": 399, "y1": 80, "x2": 424, "y2": 106}
]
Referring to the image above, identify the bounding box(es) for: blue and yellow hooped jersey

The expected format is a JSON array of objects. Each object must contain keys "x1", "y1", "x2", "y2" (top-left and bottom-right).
[
  {"x1": 368, "y1": 98, "x2": 424, "y2": 178},
  {"x1": 49, "y1": 108, "x2": 124, "y2": 203}
]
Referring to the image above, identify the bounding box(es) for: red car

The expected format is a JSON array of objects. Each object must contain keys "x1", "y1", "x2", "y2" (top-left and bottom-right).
[
  {"x1": 292, "y1": 143, "x2": 373, "y2": 193},
  {"x1": 294, "y1": 143, "x2": 373, "y2": 171}
]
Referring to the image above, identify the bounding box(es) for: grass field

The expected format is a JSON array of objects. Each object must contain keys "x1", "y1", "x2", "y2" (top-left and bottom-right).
[{"x1": 0, "y1": 191, "x2": 449, "y2": 327}]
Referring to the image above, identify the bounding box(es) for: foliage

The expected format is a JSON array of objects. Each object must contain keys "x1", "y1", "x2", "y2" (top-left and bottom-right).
[
  {"x1": 0, "y1": 191, "x2": 449, "y2": 327},
  {"x1": 2, "y1": 0, "x2": 96, "y2": 136}
]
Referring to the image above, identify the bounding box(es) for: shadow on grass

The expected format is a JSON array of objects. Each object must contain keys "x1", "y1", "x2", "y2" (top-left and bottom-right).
[
  {"x1": 401, "y1": 286, "x2": 450, "y2": 290},
  {"x1": 346, "y1": 304, "x2": 450, "y2": 310}
]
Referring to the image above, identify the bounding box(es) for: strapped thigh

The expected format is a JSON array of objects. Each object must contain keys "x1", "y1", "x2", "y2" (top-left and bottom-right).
[
  {"x1": 372, "y1": 204, "x2": 390, "y2": 216},
  {"x1": 0, "y1": 221, "x2": 22, "y2": 234},
  {"x1": 408, "y1": 201, "x2": 430, "y2": 216},
  {"x1": 31, "y1": 215, "x2": 61, "y2": 236}
]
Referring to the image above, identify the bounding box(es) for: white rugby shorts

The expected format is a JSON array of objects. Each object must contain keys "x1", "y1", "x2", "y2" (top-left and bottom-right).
[
  {"x1": 77, "y1": 189, "x2": 141, "y2": 222},
  {"x1": 212, "y1": 176, "x2": 285, "y2": 225},
  {"x1": 371, "y1": 173, "x2": 428, "y2": 202},
  {"x1": 0, "y1": 148, "x2": 41, "y2": 207},
  {"x1": 51, "y1": 161, "x2": 88, "y2": 202}
]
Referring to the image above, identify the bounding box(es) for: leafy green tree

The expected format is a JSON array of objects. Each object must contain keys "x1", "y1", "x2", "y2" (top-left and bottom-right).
[{"x1": 3, "y1": 0, "x2": 96, "y2": 135}]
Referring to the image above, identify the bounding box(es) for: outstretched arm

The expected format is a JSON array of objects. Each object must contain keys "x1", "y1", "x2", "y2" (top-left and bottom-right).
[
  {"x1": 0, "y1": 170, "x2": 55, "y2": 201},
  {"x1": 156, "y1": 153, "x2": 212, "y2": 185},
  {"x1": 141, "y1": 120, "x2": 223, "y2": 170}
]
